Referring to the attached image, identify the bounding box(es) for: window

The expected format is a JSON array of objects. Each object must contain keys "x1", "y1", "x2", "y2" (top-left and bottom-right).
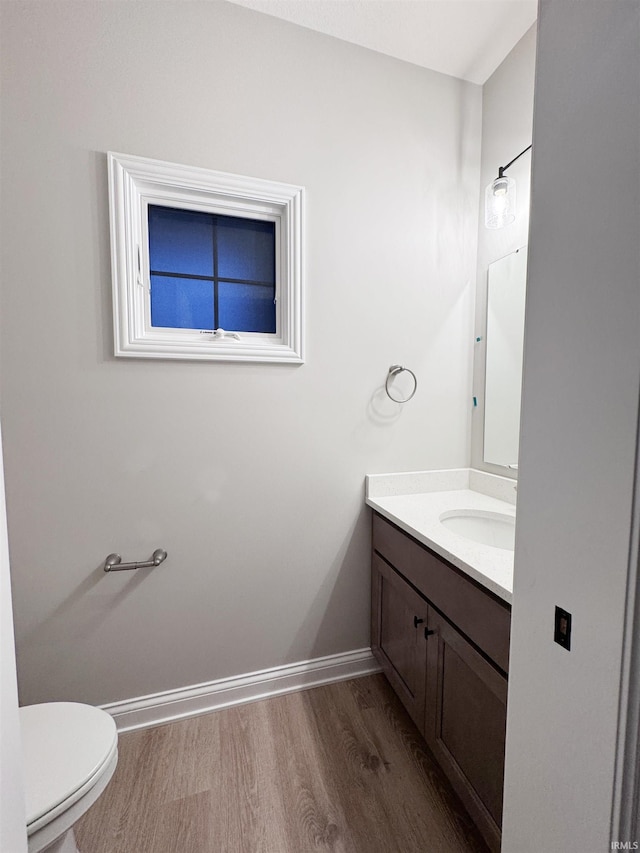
[
  {"x1": 108, "y1": 153, "x2": 304, "y2": 363},
  {"x1": 148, "y1": 206, "x2": 276, "y2": 333}
]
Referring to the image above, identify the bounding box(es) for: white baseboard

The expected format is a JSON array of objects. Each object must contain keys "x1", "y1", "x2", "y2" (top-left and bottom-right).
[{"x1": 101, "y1": 648, "x2": 381, "y2": 733}]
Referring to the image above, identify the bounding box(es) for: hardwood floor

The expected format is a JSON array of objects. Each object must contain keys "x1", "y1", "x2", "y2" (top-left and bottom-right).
[{"x1": 75, "y1": 675, "x2": 488, "y2": 853}]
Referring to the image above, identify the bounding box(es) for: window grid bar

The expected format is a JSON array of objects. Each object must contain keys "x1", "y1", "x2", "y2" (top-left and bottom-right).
[
  {"x1": 149, "y1": 270, "x2": 275, "y2": 288},
  {"x1": 211, "y1": 217, "x2": 217, "y2": 328}
]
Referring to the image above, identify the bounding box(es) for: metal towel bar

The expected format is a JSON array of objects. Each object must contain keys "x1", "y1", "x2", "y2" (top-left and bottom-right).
[{"x1": 104, "y1": 549, "x2": 167, "y2": 572}]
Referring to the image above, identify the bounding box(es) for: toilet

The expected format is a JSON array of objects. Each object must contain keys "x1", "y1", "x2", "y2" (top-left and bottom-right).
[{"x1": 20, "y1": 702, "x2": 118, "y2": 853}]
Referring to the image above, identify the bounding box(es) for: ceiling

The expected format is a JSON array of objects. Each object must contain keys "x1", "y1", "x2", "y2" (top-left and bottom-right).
[{"x1": 225, "y1": 0, "x2": 537, "y2": 85}]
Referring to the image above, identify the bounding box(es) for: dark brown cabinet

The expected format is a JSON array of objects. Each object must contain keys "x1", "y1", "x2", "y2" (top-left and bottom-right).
[
  {"x1": 425, "y1": 608, "x2": 507, "y2": 851},
  {"x1": 371, "y1": 552, "x2": 428, "y2": 730},
  {"x1": 371, "y1": 512, "x2": 510, "y2": 853}
]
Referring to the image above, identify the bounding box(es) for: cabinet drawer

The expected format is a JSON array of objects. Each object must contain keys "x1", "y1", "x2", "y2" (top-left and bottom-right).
[{"x1": 373, "y1": 513, "x2": 510, "y2": 673}]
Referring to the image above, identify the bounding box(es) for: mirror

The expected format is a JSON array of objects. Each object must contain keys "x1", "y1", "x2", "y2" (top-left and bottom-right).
[{"x1": 483, "y1": 246, "x2": 527, "y2": 467}]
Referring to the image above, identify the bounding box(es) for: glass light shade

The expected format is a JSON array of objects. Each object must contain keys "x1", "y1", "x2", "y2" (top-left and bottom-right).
[{"x1": 485, "y1": 175, "x2": 516, "y2": 229}]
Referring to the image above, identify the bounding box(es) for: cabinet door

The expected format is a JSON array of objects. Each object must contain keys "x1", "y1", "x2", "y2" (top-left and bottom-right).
[
  {"x1": 371, "y1": 553, "x2": 429, "y2": 731},
  {"x1": 425, "y1": 609, "x2": 507, "y2": 853}
]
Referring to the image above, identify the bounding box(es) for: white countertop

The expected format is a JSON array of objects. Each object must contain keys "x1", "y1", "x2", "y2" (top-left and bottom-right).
[{"x1": 365, "y1": 469, "x2": 515, "y2": 604}]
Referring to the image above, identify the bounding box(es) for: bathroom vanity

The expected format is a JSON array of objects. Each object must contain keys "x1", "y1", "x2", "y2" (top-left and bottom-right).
[{"x1": 366, "y1": 470, "x2": 514, "y2": 853}]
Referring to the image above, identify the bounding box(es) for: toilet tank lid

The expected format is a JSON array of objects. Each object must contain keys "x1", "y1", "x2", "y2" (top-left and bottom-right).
[{"x1": 20, "y1": 701, "x2": 118, "y2": 826}]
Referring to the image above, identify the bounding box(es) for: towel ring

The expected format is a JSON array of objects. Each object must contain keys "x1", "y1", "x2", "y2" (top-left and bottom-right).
[{"x1": 385, "y1": 365, "x2": 418, "y2": 403}]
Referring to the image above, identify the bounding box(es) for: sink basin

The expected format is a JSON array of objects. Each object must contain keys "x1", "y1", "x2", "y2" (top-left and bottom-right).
[{"x1": 439, "y1": 509, "x2": 516, "y2": 551}]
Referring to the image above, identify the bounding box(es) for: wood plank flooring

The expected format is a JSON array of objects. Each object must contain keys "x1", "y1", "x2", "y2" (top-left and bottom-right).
[{"x1": 75, "y1": 674, "x2": 488, "y2": 853}]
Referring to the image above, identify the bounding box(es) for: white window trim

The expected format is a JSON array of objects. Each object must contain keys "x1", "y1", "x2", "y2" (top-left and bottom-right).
[{"x1": 107, "y1": 152, "x2": 304, "y2": 363}]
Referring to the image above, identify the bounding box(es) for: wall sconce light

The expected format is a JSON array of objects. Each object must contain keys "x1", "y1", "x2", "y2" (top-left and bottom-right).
[{"x1": 485, "y1": 144, "x2": 532, "y2": 229}]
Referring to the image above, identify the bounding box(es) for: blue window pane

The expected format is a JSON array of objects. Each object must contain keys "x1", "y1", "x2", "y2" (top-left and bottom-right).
[
  {"x1": 218, "y1": 282, "x2": 276, "y2": 333},
  {"x1": 151, "y1": 275, "x2": 213, "y2": 330},
  {"x1": 148, "y1": 206, "x2": 213, "y2": 277},
  {"x1": 217, "y1": 216, "x2": 275, "y2": 283}
]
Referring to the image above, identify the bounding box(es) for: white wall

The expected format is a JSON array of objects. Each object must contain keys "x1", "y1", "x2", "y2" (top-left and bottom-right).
[
  {"x1": 0, "y1": 1, "x2": 481, "y2": 706},
  {"x1": 471, "y1": 25, "x2": 536, "y2": 474},
  {"x1": 0, "y1": 421, "x2": 27, "y2": 853},
  {"x1": 502, "y1": 2, "x2": 640, "y2": 850}
]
